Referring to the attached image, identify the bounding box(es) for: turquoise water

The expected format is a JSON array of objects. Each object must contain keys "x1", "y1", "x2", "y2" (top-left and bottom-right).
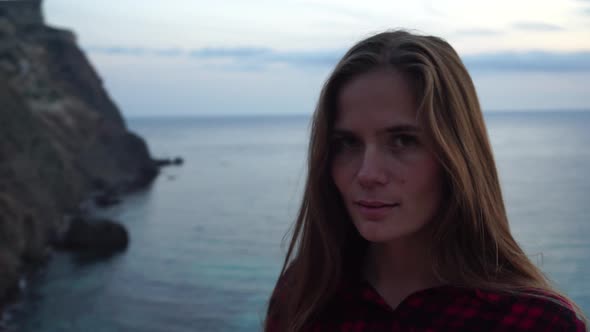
[{"x1": 7, "y1": 112, "x2": 590, "y2": 331}]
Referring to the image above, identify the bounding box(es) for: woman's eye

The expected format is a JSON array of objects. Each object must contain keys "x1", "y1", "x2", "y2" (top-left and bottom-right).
[
  {"x1": 390, "y1": 134, "x2": 418, "y2": 149},
  {"x1": 332, "y1": 136, "x2": 360, "y2": 152}
]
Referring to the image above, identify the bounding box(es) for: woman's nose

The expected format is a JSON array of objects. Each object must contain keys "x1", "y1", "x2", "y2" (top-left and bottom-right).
[{"x1": 356, "y1": 146, "x2": 389, "y2": 188}]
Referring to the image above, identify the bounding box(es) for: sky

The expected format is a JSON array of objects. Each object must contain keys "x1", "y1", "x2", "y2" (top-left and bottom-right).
[{"x1": 44, "y1": 0, "x2": 590, "y2": 117}]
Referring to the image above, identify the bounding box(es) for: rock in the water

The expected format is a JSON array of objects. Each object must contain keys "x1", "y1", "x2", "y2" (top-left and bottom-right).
[
  {"x1": 94, "y1": 193, "x2": 121, "y2": 208},
  {"x1": 153, "y1": 156, "x2": 184, "y2": 167},
  {"x1": 129, "y1": 164, "x2": 159, "y2": 190},
  {"x1": 60, "y1": 218, "x2": 129, "y2": 255},
  {"x1": 91, "y1": 178, "x2": 108, "y2": 191},
  {"x1": 172, "y1": 157, "x2": 184, "y2": 165},
  {"x1": 0, "y1": 252, "x2": 20, "y2": 305},
  {"x1": 153, "y1": 158, "x2": 172, "y2": 167}
]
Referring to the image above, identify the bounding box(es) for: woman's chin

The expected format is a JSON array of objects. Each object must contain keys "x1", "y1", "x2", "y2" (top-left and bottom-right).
[
  {"x1": 354, "y1": 220, "x2": 400, "y2": 243},
  {"x1": 353, "y1": 217, "x2": 427, "y2": 244}
]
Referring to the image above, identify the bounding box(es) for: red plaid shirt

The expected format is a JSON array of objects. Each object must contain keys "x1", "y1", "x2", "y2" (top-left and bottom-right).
[{"x1": 268, "y1": 279, "x2": 587, "y2": 331}]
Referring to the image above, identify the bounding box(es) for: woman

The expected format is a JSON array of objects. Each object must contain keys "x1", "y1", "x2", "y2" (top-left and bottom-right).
[{"x1": 265, "y1": 30, "x2": 587, "y2": 331}]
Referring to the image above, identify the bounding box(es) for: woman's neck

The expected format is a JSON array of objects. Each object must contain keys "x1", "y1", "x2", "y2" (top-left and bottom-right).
[{"x1": 363, "y1": 236, "x2": 443, "y2": 309}]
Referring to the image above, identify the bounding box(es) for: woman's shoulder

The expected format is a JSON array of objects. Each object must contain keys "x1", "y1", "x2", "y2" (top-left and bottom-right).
[{"x1": 471, "y1": 287, "x2": 587, "y2": 331}]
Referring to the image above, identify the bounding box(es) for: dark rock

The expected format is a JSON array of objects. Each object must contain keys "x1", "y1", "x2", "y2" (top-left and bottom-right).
[
  {"x1": 42, "y1": 27, "x2": 125, "y2": 127},
  {"x1": 127, "y1": 164, "x2": 159, "y2": 190},
  {"x1": 0, "y1": 0, "x2": 157, "y2": 316},
  {"x1": 172, "y1": 157, "x2": 184, "y2": 165},
  {"x1": 153, "y1": 156, "x2": 184, "y2": 167},
  {"x1": 0, "y1": 0, "x2": 43, "y2": 29},
  {"x1": 60, "y1": 218, "x2": 129, "y2": 255},
  {"x1": 0, "y1": 252, "x2": 20, "y2": 305},
  {"x1": 153, "y1": 158, "x2": 172, "y2": 167},
  {"x1": 91, "y1": 178, "x2": 107, "y2": 191},
  {"x1": 20, "y1": 214, "x2": 51, "y2": 264},
  {"x1": 94, "y1": 193, "x2": 121, "y2": 208}
]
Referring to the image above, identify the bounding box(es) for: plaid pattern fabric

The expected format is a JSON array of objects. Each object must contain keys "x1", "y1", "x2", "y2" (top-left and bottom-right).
[{"x1": 268, "y1": 279, "x2": 587, "y2": 331}]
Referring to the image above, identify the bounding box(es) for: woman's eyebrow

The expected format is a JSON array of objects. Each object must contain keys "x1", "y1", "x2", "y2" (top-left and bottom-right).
[
  {"x1": 332, "y1": 124, "x2": 421, "y2": 136},
  {"x1": 332, "y1": 124, "x2": 422, "y2": 136},
  {"x1": 383, "y1": 124, "x2": 421, "y2": 134},
  {"x1": 332, "y1": 128, "x2": 356, "y2": 136}
]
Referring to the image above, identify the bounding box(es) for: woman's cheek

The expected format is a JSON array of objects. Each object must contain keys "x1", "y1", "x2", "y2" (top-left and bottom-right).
[{"x1": 331, "y1": 150, "x2": 362, "y2": 184}]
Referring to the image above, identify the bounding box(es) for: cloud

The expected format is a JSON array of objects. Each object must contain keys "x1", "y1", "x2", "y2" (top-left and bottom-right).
[
  {"x1": 454, "y1": 29, "x2": 503, "y2": 36},
  {"x1": 265, "y1": 50, "x2": 342, "y2": 67},
  {"x1": 86, "y1": 45, "x2": 590, "y2": 72},
  {"x1": 463, "y1": 51, "x2": 590, "y2": 72},
  {"x1": 187, "y1": 47, "x2": 342, "y2": 69},
  {"x1": 512, "y1": 22, "x2": 563, "y2": 31},
  {"x1": 295, "y1": 1, "x2": 387, "y2": 23},
  {"x1": 86, "y1": 46, "x2": 182, "y2": 57},
  {"x1": 423, "y1": 2, "x2": 448, "y2": 18},
  {"x1": 189, "y1": 47, "x2": 272, "y2": 58},
  {"x1": 153, "y1": 48, "x2": 184, "y2": 57},
  {"x1": 87, "y1": 46, "x2": 149, "y2": 56},
  {"x1": 86, "y1": 45, "x2": 341, "y2": 67}
]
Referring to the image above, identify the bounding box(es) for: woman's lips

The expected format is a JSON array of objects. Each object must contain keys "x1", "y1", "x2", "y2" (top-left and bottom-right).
[{"x1": 354, "y1": 200, "x2": 400, "y2": 221}]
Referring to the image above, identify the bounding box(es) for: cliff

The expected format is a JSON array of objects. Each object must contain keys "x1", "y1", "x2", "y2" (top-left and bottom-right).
[{"x1": 0, "y1": 0, "x2": 158, "y2": 304}]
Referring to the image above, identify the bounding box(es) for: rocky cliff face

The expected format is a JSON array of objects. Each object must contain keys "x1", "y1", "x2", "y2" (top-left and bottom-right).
[{"x1": 0, "y1": 0, "x2": 158, "y2": 305}]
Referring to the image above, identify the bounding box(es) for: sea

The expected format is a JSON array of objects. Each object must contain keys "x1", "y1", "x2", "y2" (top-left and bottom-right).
[{"x1": 4, "y1": 111, "x2": 590, "y2": 331}]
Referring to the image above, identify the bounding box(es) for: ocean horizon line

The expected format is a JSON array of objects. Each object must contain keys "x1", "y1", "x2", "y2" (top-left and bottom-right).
[{"x1": 126, "y1": 108, "x2": 590, "y2": 121}]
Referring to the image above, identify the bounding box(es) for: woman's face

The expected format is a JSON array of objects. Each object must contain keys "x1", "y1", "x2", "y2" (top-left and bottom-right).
[{"x1": 331, "y1": 68, "x2": 443, "y2": 244}]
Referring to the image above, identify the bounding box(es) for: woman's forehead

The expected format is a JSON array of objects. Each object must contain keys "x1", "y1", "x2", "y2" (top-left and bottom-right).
[{"x1": 334, "y1": 69, "x2": 420, "y2": 131}]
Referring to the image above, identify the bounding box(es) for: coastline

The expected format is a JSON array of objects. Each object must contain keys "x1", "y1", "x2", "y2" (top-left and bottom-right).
[{"x1": 0, "y1": 0, "x2": 165, "y2": 317}]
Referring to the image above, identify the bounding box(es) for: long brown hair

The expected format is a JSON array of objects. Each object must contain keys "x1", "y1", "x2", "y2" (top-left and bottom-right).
[{"x1": 265, "y1": 30, "x2": 587, "y2": 331}]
